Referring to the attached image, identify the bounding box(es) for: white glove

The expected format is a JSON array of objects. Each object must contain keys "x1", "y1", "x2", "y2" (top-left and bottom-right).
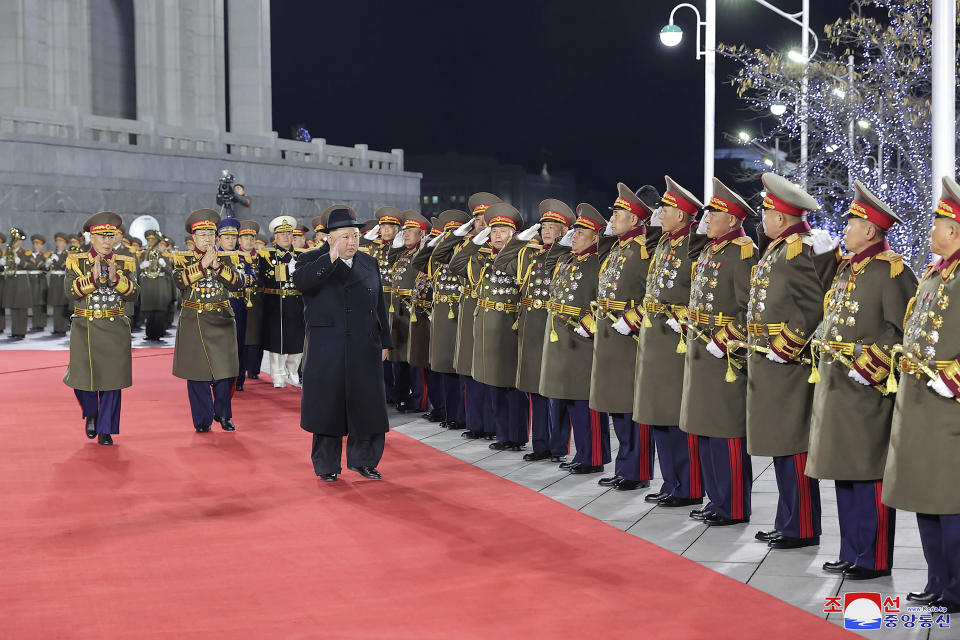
[
  {"x1": 14, "y1": 257, "x2": 20, "y2": 265},
  {"x1": 159, "y1": 258, "x2": 166, "y2": 267},
  {"x1": 427, "y1": 232, "x2": 443, "y2": 248},
  {"x1": 666, "y1": 318, "x2": 681, "y2": 334},
  {"x1": 515, "y1": 223, "x2": 541, "y2": 242},
  {"x1": 809, "y1": 228, "x2": 839, "y2": 256},
  {"x1": 603, "y1": 220, "x2": 615, "y2": 237},
  {"x1": 391, "y1": 234, "x2": 405, "y2": 249},
  {"x1": 363, "y1": 224, "x2": 381, "y2": 241},
  {"x1": 558, "y1": 229, "x2": 575, "y2": 247},
  {"x1": 848, "y1": 369, "x2": 871, "y2": 386},
  {"x1": 471, "y1": 226, "x2": 492, "y2": 246},
  {"x1": 0, "y1": 258, "x2": 5, "y2": 266},
  {"x1": 574, "y1": 326, "x2": 590, "y2": 338},
  {"x1": 612, "y1": 317, "x2": 631, "y2": 335},
  {"x1": 649, "y1": 207, "x2": 664, "y2": 228},
  {"x1": 766, "y1": 350, "x2": 788, "y2": 364},
  {"x1": 928, "y1": 376, "x2": 956, "y2": 398},
  {"x1": 287, "y1": 258, "x2": 297, "y2": 274},
  {"x1": 706, "y1": 340, "x2": 725, "y2": 359},
  {"x1": 45, "y1": 257, "x2": 53, "y2": 267},
  {"x1": 696, "y1": 215, "x2": 709, "y2": 235},
  {"x1": 453, "y1": 220, "x2": 474, "y2": 237}
]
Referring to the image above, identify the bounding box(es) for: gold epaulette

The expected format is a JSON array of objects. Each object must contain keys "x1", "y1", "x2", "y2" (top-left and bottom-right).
[
  {"x1": 875, "y1": 250, "x2": 904, "y2": 278},
  {"x1": 115, "y1": 254, "x2": 137, "y2": 269},
  {"x1": 785, "y1": 233, "x2": 803, "y2": 260},
  {"x1": 524, "y1": 242, "x2": 544, "y2": 251},
  {"x1": 65, "y1": 253, "x2": 82, "y2": 273},
  {"x1": 23, "y1": 249, "x2": 32, "y2": 256},
  {"x1": 732, "y1": 236, "x2": 755, "y2": 260},
  {"x1": 257, "y1": 248, "x2": 274, "y2": 260},
  {"x1": 172, "y1": 251, "x2": 193, "y2": 267},
  {"x1": 218, "y1": 250, "x2": 241, "y2": 265},
  {"x1": 478, "y1": 247, "x2": 492, "y2": 256},
  {"x1": 903, "y1": 296, "x2": 916, "y2": 329},
  {"x1": 631, "y1": 235, "x2": 649, "y2": 260}
]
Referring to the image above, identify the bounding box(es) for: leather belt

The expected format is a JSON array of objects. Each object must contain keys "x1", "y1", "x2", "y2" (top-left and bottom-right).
[
  {"x1": 382, "y1": 286, "x2": 394, "y2": 293},
  {"x1": 547, "y1": 301, "x2": 582, "y2": 316},
  {"x1": 141, "y1": 273, "x2": 163, "y2": 279},
  {"x1": 182, "y1": 299, "x2": 231, "y2": 312},
  {"x1": 478, "y1": 298, "x2": 519, "y2": 313},
  {"x1": 413, "y1": 298, "x2": 432, "y2": 308},
  {"x1": 48, "y1": 270, "x2": 66, "y2": 276},
  {"x1": 899, "y1": 355, "x2": 953, "y2": 375},
  {"x1": 74, "y1": 307, "x2": 124, "y2": 319},
  {"x1": 520, "y1": 297, "x2": 547, "y2": 310},
  {"x1": 434, "y1": 294, "x2": 460, "y2": 303},
  {"x1": 597, "y1": 297, "x2": 627, "y2": 312},
  {"x1": 747, "y1": 322, "x2": 785, "y2": 337},
  {"x1": 393, "y1": 288, "x2": 412, "y2": 296},
  {"x1": 817, "y1": 340, "x2": 861, "y2": 357},
  {"x1": 261, "y1": 288, "x2": 301, "y2": 296},
  {"x1": 688, "y1": 310, "x2": 733, "y2": 327}
]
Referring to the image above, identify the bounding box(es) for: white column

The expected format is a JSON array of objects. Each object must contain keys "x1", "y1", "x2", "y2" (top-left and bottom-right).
[
  {"x1": 931, "y1": 0, "x2": 956, "y2": 202},
  {"x1": 799, "y1": 0, "x2": 808, "y2": 189},
  {"x1": 702, "y1": 0, "x2": 716, "y2": 203},
  {"x1": 227, "y1": 0, "x2": 272, "y2": 135}
]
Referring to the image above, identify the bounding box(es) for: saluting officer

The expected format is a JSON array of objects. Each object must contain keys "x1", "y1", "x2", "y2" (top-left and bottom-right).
[
  {"x1": 407, "y1": 221, "x2": 445, "y2": 420},
  {"x1": 540, "y1": 205, "x2": 609, "y2": 472},
  {"x1": 807, "y1": 180, "x2": 916, "y2": 579},
  {"x1": 423, "y1": 209, "x2": 473, "y2": 430},
  {"x1": 172, "y1": 209, "x2": 243, "y2": 432},
  {"x1": 882, "y1": 175, "x2": 960, "y2": 613},
  {"x1": 1, "y1": 228, "x2": 32, "y2": 340},
  {"x1": 217, "y1": 217, "x2": 258, "y2": 391},
  {"x1": 680, "y1": 178, "x2": 758, "y2": 526},
  {"x1": 139, "y1": 229, "x2": 175, "y2": 342},
  {"x1": 450, "y1": 202, "x2": 528, "y2": 449},
  {"x1": 27, "y1": 234, "x2": 49, "y2": 332},
  {"x1": 365, "y1": 206, "x2": 404, "y2": 403},
  {"x1": 62, "y1": 212, "x2": 139, "y2": 445},
  {"x1": 237, "y1": 220, "x2": 264, "y2": 382},
  {"x1": 258, "y1": 215, "x2": 306, "y2": 388},
  {"x1": 494, "y1": 199, "x2": 572, "y2": 461},
  {"x1": 745, "y1": 172, "x2": 840, "y2": 550},
  {"x1": 48, "y1": 232, "x2": 71, "y2": 336},
  {"x1": 445, "y1": 192, "x2": 501, "y2": 440}
]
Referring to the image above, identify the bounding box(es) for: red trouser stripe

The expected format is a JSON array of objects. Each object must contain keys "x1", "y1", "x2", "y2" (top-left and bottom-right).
[
  {"x1": 589, "y1": 409, "x2": 601, "y2": 466},
  {"x1": 874, "y1": 480, "x2": 890, "y2": 570},
  {"x1": 687, "y1": 433, "x2": 703, "y2": 498},
  {"x1": 418, "y1": 369, "x2": 429, "y2": 411},
  {"x1": 638, "y1": 423, "x2": 650, "y2": 479},
  {"x1": 728, "y1": 439, "x2": 742, "y2": 520},
  {"x1": 526, "y1": 393, "x2": 533, "y2": 438},
  {"x1": 794, "y1": 452, "x2": 812, "y2": 538},
  {"x1": 567, "y1": 415, "x2": 573, "y2": 454}
]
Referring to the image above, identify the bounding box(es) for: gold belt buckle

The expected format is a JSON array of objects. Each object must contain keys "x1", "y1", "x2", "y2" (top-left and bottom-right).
[
  {"x1": 533, "y1": 299, "x2": 543, "y2": 309},
  {"x1": 494, "y1": 301, "x2": 505, "y2": 311},
  {"x1": 93, "y1": 309, "x2": 103, "y2": 319}
]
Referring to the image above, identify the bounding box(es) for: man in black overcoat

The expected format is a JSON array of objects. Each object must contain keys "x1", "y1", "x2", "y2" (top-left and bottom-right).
[{"x1": 293, "y1": 206, "x2": 393, "y2": 481}]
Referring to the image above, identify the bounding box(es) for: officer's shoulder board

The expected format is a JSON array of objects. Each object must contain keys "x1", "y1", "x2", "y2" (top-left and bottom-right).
[
  {"x1": 875, "y1": 250, "x2": 904, "y2": 278},
  {"x1": 731, "y1": 236, "x2": 755, "y2": 260},
  {"x1": 65, "y1": 252, "x2": 85, "y2": 273},
  {"x1": 785, "y1": 233, "x2": 804, "y2": 260},
  {"x1": 257, "y1": 248, "x2": 274, "y2": 260},
  {"x1": 478, "y1": 247, "x2": 493, "y2": 256},
  {"x1": 115, "y1": 254, "x2": 137, "y2": 269},
  {"x1": 171, "y1": 251, "x2": 194, "y2": 267}
]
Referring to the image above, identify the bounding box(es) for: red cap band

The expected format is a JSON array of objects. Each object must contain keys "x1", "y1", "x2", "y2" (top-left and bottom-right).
[
  {"x1": 613, "y1": 196, "x2": 648, "y2": 218},
  {"x1": 488, "y1": 215, "x2": 518, "y2": 229},
  {"x1": 444, "y1": 220, "x2": 463, "y2": 230},
  {"x1": 403, "y1": 219, "x2": 428, "y2": 232},
  {"x1": 379, "y1": 215, "x2": 402, "y2": 226},
  {"x1": 662, "y1": 191, "x2": 699, "y2": 215},
  {"x1": 190, "y1": 220, "x2": 218, "y2": 232},
  {"x1": 89, "y1": 223, "x2": 121, "y2": 235},
  {"x1": 540, "y1": 210, "x2": 571, "y2": 226},
  {"x1": 936, "y1": 196, "x2": 960, "y2": 221},
  {"x1": 762, "y1": 192, "x2": 805, "y2": 216},
  {"x1": 849, "y1": 200, "x2": 895, "y2": 230},
  {"x1": 709, "y1": 195, "x2": 747, "y2": 220},
  {"x1": 574, "y1": 217, "x2": 603, "y2": 233}
]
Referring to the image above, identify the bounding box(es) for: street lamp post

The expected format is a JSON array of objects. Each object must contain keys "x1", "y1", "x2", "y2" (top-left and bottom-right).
[{"x1": 931, "y1": 0, "x2": 956, "y2": 203}]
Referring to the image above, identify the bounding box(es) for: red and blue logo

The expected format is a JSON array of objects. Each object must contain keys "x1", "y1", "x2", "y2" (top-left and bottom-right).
[{"x1": 844, "y1": 592, "x2": 882, "y2": 630}]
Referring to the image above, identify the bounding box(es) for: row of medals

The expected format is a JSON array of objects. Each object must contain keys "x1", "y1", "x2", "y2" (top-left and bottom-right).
[{"x1": 905, "y1": 282, "x2": 948, "y2": 361}]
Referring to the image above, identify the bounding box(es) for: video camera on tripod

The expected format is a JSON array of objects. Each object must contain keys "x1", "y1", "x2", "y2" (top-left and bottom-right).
[{"x1": 215, "y1": 169, "x2": 251, "y2": 217}]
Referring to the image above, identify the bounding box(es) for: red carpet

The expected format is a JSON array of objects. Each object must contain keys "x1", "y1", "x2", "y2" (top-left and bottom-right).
[{"x1": 0, "y1": 350, "x2": 853, "y2": 638}]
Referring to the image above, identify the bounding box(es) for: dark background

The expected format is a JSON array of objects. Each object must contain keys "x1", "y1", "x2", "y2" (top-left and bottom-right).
[{"x1": 271, "y1": 0, "x2": 858, "y2": 197}]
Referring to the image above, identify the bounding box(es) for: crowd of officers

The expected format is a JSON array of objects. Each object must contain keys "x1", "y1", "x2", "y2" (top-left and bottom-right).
[{"x1": 369, "y1": 173, "x2": 960, "y2": 613}]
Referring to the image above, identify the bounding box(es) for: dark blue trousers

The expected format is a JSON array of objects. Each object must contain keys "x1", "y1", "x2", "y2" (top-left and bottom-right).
[
  {"x1": 551, "y1": 399, "x2": 610, "y2": 466},
  {"x1": 489, "y1": 385, "x2": 528, "y2": 444},
  {"x1": 243, "y1": 345, "x2": 263, "y2": 377},
  {"x1": 231, "y1": 299, "x2": 247, "y2": 387},
  {"x1": 424, "y1": 369, "x2": 444, "y2": 415},
  {"x1": 528, "y1": 392, "x2": 551, "y2": 454},
  {"x1": 612, "y1": 413, "x2": 654, "y2": 482},
  {"x1": 916, "y1": 513, "x2": 960, "y2": 603},
  {"x1": 409, "y1": 366, "x2": 428, "y2": 412},
  {"x1": 547, "y1": 397, "x2": 571, "y2": 456},
  {"x1": 463, "y1": 376, "x2": 490, "y2": 434},
  {"x1": 383, "y1": 360, "x2": 396, "y2": 404},
  {"x1": 835, "y1": 479, "x2": 895, "y2": 570},
  {"x1": 75, "y1": 389, "x2": 121, "y2": 434},
  {"x1": 652, "y1": 425, "x2": 704, "y2": 499},
  {"x1": 699, "y1": 435, "x2": 752, "y2": 520},
  {"x1": 772, "y1": 452, "x2": 821, "y2": 539},
  {"x1": 187, "y1": 379, "x2": 233, "y2": 429},
  {"x1": 440, "y1": 373, "x2": 463, "y2": 423},
  {"x1": 391, "y1": 361, "x2": 413, "y2": 405}
]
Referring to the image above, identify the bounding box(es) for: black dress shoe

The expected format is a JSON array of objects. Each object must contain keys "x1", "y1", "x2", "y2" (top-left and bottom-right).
[
  {"x1": 489, "y1": 442, "x2": 508, "y2": 450},
  {"x1": 482, "y1": 433, "x2": 496, "y2": 440},
  {"x1": 598, "y1": 475, "x2": 623, "y2": 487},
  {"x1": 461, "y1": 430, "x2": 481, "y2": 439},
  {"x1": 523, "y1": 451, "x2": 551, "y2": 461},
  {"x1": 348, "y1": 466, "x2": 382, "y2": 480},
  {"x1": 658, "y1": 495, "x2": 704, "y2": 508},
  {"x1": 249, "y1": 373, "x2": 259, "y2": 380},
  {"x1": 194, "y1": 424, "x2": 211, "y2": 433},
  {"x1": 218, "y1": 418, "x2": 236, "y2": 431},
  {"x1": 906, "y1": 591, "x2": 939, "y2": 605},
  {"x1": 85, "y1": 416, "x2": 97, "y2": 439},
  {"x1": 507, "y1": 443, "x2": 525, "y2": 451},
  {"x1": 768, "y1": 535, "x2": 819, "y2": 549},
  {"x1": 558, "y1": 460, "x2": 579, "y2": 470},
  {"x1": 644, "y1": 492, "x2": 666, "y2": 503},
  {"x1": 754, "y1": 530, "x2": 781, "y2": 542},
  {"x1": 11, "y1": 335, "x2": 24, "y2": 340},
  {"x1": 931, "y1": 598, "x2": 960, "y2": 613},
  {"x1": 235, "y1": 382, "x2": 244, "y2": 391},
  {"x1": 615, "y1": 479, "x2": 650, "y2": 491},
  {"x1": 569, "y1": 464, "x2": 604, "y2": 474},
  {"x1": 318, "y1": 473, "x2": 338, "y2": 482},
  {"x1": 689, "y1": 508, "x2": 713, "y2": 520},
  {"x1": 423, "y1": 411, "x2": 444, "y2": 422},
  {"x1": 448, "y1": 421, "x2": 466, "y2": 430},
  {"x1": 704, "y1": 513, "x2": 749, "y2": 527},
  {"x1": 822, "y1": 560, "x2": 854, "y2": 574},
  {"x1": 549, "y1": 455, "x2": 566, "y2": 463},
  {"x1": 395, "y1": 401, "x2": 412, "y2": 413},
  {"x1": 842, "y1": 565, "x2": 891, "y2": 580},
  {"x1": 97, "y1": 433, "x2": 113, "y2": 445}
]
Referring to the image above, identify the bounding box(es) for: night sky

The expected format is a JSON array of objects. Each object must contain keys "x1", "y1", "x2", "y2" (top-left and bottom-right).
[{"x1": 271, "y1": 0, "x2": 857, "y2": 197}]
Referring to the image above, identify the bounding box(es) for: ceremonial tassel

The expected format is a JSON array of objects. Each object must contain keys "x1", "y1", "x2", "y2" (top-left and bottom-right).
[
  {"x1": 448, "y1": 307, "x2": 455, "y2": 320},
  {"x1": 388, "y1": 301, "x2": 395, "y2": 313},
  {"x1": 643, "y1": 313, "x2": 652, "y2": 328},
  {"x1": 786, "y1": 235, "x2": 803, "y2": 261},
  {"x1": 410, "y1": 308, "x2": 417, "y2": 323},
  {"x1": 886, "y1": 351, "x2": 900, "y2": 394},
  {"x1": 807, "y1": 346, "x2": 821, "y2": 384},
  {"x1": 676, "y1": 335, "x2": 687, "y2": 354},
  {"x1": 549, "y1": 317, "x2": 559, "y2": 343},
  {"x1": 740, "y1": 241, "x2": 754, "y2": 260},
  {"x1": 889, "y1": 255, "x2": 903, "y2": 279},
  {"x1": 725, "y1": 351, "x2": 737, "y2": 383},
  {"x1": 511, "y1": 317, "x2": 519, "y2": 331}
]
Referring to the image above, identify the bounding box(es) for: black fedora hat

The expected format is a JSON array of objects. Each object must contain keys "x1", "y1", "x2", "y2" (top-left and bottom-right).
[{"x1": 323, "y1": 205, "x2": 364, "y2": 231}]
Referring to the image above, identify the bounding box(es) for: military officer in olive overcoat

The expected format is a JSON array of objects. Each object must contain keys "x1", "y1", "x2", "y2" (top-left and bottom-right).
[
  {"x1": 1, "y1": 228, "x2": 33, "y2": 339},
  {"x1": 450, "y1": 202, "x2": 528, "y2": 449},
  {"x1": 47, "y1": 232, "x2": 71, "y2": 335},
  {"x1": 62, "y1": 212, "x2": 139, "y2": 445},
  {"x1": 407, "y1": 222, "x2": 445, "y2": 420},
  {"x1": 422, "y1": 209, "x2": 472, "y2": 429},
  {"x1": 27, "y1": 234, "x2": 50, "y2": 332},
  {"x1": 594, "y1": 184, "x2": 662, "y2": 491},
  {"x1": 882, "y1": 176, "x2": 960, "y2": 613},
  {"x1": 365, "y1": 206, "x2": 404, "y2": 403},
  {"x1": 172, "y1": 209, "x2": 244, "y2": 432},
  {"x1": 540, "y1": 204, "x2": 609, "y2": 472},
  {"x1": 217, "y1": 217, "x2": 258, "y2": 391},
  {"x1": 630, "y1": 176, "x2": 709, "y2": 508},
  {"x1": 258, "y1": 215, "x2": 307, "y2": 388},
  {"x1": 679, "y1": 178, "x2": 758, "y2": 526},
  {"x1": 237, "y1": 220, "x2": 264, "y2": 381},
  {"x1": 744, "y1": 172, "x2": 840, "y2": 550},
  {"x1": 443, "y1": 193, "x2": 501, "y2": 440},
  {"x1": 139, "y1": 228, "x2": 175, "y2": 342},
  {"x1": 494, "y1": 199, "x2": 572, "y2": 460},
  {"x1": 806, "y1": 180, "x2": 916, "y2": 580}
]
